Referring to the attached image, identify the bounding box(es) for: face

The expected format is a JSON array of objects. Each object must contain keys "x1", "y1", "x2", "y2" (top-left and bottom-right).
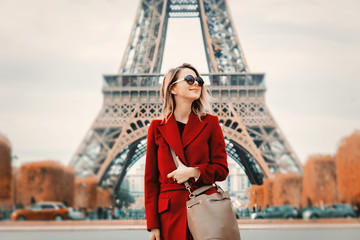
[{"x1": 170, "y1": 68, "x2": 202, "y2": 102}]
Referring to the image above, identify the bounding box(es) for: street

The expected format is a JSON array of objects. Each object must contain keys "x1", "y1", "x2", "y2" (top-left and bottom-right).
[
  {"x1": 1, "y1": 220, "x2": 360, "y2": 240},
  {"x1": 1, "y1": 229, "x2": 360, "y2": 240}
]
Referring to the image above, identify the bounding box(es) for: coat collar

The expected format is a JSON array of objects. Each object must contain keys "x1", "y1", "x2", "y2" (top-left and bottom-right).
[
  {"x1": 181, "y1": 112, "x2": 207, "y2": 147},
  {"x1": 158, "y1": 113, "x2": 185, "y2": 162},
  {"x1": 158, "y1": 112, "x2": 207, "y2": 164}
]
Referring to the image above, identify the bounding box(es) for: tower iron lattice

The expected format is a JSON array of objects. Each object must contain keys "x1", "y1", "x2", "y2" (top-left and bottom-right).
[{"x1": 70, "y1": 0, "x2": 302, "y2": 191}]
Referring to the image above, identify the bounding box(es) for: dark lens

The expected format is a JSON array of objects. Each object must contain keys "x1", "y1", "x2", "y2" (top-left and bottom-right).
[
  {"x1": 184, "y1": 75, "x2": 195, "y2": 85},
  {"x1": 196, "y1": 77, "x2": 204, "y2": 86}
]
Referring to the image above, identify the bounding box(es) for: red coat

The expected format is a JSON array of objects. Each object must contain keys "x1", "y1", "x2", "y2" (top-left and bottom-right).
[{"x1": 145, "y1": 112, "x2": 229, "y2": 240}]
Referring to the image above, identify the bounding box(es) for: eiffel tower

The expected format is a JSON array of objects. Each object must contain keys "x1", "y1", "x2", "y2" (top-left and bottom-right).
[{"x1": 70, "y1": 0, "x2": 302, "y2": 191}]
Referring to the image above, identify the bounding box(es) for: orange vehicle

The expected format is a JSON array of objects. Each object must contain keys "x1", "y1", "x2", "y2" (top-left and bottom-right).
[{"x1": 11, "y1": 201, "x2": 69, "y2": 221}]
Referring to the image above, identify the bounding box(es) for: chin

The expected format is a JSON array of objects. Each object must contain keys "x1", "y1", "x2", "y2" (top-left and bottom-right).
[
  {"x1": 183, "y1": 96, "x2": 199, "y2": 102},
  {"x1": 191, "y1": 96, "x2": 200, "y2": 102},
  {"x1": 189, "y1": 91, "x2": 201, "y2": 98},
  {"x1": 189, "y1": 92, "x2": 200, "y2": 99}
]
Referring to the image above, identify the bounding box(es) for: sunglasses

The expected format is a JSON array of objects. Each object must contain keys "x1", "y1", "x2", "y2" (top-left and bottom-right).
[{"x1": 171, "y1": 75, "x2": 204, "y2": 87}]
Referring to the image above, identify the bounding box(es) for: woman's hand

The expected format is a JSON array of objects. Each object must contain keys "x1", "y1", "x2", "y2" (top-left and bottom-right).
[
  {"x1": 167, "y1": 157, "x2": 200, "y2": 184},
  {"x1": 149, "y1": 228, "x2": 161, "y2": 240}
]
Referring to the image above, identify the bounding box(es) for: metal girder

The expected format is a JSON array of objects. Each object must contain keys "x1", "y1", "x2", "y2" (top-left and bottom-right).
[
  {"x1": 70, "y1": 0, "x2": 303, "y2": 190},
  {"x1": 70, "y1": 73, "x2": 302, "y2": 190},
  {"x1": 199, "y1": 0, "x2": 249, "y2": 73},
  {"x1": 100, "y1": 137, "x2": 148, "y2": 190},
  {"x1": 119, "y1": 0, "x2": 168, "y2": 73},
  {"x1": 119, "y1": 0, "x2": 249, "y2": 74},
  {"x1": 225, "y1": 138, "x2": 264, "y2": 184},
  {"x1": 70, "y1": 127, "x2": 122, "y2": 177},
  {"x1": 169, "y1": 0, "x2": 199, "y2": 18}
]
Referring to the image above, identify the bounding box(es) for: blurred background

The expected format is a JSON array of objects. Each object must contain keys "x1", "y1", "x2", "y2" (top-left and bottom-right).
[{"x1": 0, "y1": 0, "x2": 359, "y2": 223}]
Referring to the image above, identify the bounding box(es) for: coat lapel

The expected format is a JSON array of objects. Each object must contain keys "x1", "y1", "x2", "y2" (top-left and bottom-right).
[
  {"x1": 157, "y1": 114, "x2": 186, "y2": 163},
  {"x1": 181, "y1": 112, "x2": 207, "y2": 148}
]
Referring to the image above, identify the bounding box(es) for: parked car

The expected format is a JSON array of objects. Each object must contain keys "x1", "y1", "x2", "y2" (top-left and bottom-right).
[
  {"x1": 68, "y1": 207, "x2": 86, "y2": 220},
  {"x1": 10, "y1": 201, "x2": 69, "y2": 221},
  {"x1": 301, "y1": 203, "x2": 356, "y2": 219},
  {"x1": 298, "y1": 206, "x2": 322, "y2": 219},
  {"x1": 251, "y1": 205, "x2": 298, "y2": 219}
]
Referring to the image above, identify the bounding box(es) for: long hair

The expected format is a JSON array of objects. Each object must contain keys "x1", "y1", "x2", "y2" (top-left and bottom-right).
[{"x1": 160, "y1": 63, "x2": 212, "y2": 122}]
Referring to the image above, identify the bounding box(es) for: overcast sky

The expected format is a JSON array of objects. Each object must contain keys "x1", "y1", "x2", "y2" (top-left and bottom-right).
[{"x1": 0, "y1": 0, "x2": 359, "y2": 168}]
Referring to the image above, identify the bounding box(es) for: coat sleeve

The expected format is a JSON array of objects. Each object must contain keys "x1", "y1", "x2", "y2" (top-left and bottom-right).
[
  {"x1": 194, "y1": 116, "x2": 229, "y2": 185},
  {"x1": 144, "y1": 121, "x2": 160, "y2": 231}
]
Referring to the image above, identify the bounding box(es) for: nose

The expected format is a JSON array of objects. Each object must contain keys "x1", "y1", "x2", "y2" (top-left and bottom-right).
[{"x1": 193, "y1": 81, "x2": 199, "y2": 86}]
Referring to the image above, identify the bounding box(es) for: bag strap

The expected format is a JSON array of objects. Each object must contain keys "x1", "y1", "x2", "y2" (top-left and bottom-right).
[
  {"x1": 169, "y1": 147, "x2": 215, "y2": 197},
  {"x1": 169, "y1": 147, "x2": 191, "y2": 191},
  {"x1": 191, "y1": 184, "x2": 215, "y2": 196}
]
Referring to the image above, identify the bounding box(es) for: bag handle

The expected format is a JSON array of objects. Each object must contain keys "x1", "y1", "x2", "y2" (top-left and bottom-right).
[
  {"x1": 169, "y1": 147, "x2": 215, "y2": 198},
  {"x1": 190, "y1": 184, "x2": 216, "y2": 197}
]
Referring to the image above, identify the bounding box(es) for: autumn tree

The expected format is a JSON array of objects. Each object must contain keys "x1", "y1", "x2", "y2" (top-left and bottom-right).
[
  {"x1": 249, "y1": 184, "x2": 264, "y2": 210},
  {"x1": 336, "y1": 130, "x2": 360, "y2": 205},
  {"x1": 262, "y1": 178, "x2": 274, "y2": 208},
  {"x1": 96, "y1": 187, "x2": 113, "y2": 208},
  {"x1": 273, "y1": 173, "x2": 302, "y2": 208},
  {"x1": 74, "y1": 177, "x2": 98, "y2": 210},
  {"x1": 16, "y1": 161, "x2": 75, "y2": 207},
  {"x1": 301, "y1": 154, "x2": 337, "y2": 207},
  {"x1": 251, "y1": 173, "x2": 302, "y2": 210},
  {"x1": 0, "y1": 133, "x2": 12, "y2": 209},
  {"x1": 63, "y1": 167, "x2": 75, "y2": 206}
]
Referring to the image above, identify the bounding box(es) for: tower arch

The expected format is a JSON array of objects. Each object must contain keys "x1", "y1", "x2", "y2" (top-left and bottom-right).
[{"x1": 70, "y1": 0, "x2": 302, "y2": 191}]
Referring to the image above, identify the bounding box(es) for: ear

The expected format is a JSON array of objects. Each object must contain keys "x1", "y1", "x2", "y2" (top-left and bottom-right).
[{"x1": 170, "y1": 86, "x2": 177, "y2": 95}]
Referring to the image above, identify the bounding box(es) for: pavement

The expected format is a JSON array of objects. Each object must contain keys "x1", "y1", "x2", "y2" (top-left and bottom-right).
[{"x1": 0, "y1": 219, "x2": 360, "y2": 232}]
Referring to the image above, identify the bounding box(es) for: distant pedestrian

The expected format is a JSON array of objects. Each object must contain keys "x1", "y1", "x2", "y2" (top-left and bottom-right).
[
  {"x1": 253, "y1": 203, "x2": 258, "y2": 213},
  {"x1": 115, "y1": 207, "x2": 120, "y2": 219},
  {"x1": 97, "y1": 207, "x2": 103, "y2": 219}
]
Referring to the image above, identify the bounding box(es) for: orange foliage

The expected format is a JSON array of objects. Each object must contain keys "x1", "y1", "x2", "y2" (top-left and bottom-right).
[
  {"x1": 336, "y1": 130, "x2": 360, "y2": 204},
  {"x1": 74, "y1": 177, "x2": 98, "y2": 210},
  {"x1": 0, "y1": 134, "x2": 12, "y2": 200},
  {"x1": 96, "y1": 187, "x2": 113, "y2": 208},
  {"x1": 63, "y1": 167, "x2": 75, "y2": 206},
  {"x1": 273, "y1": 173, "x2": 302, "y2": 208},
  {"x1": 302, "y1": 155, "x2": 337, "y2": 206},
  {"x1": 262, "y1": 178, "x2": 275, "y2": 207},
  {"x1": 74, "y1": 178, "x2": 113, "y2": 209},
  {"x1": 247, "y1": 131, "x2": 360, "y2": 209},
  {"x1": 249, "y1": 184, "x2": 265, "y2": 210},
  {"x1": 251, "y1": 173, "x2": 302, "y2": 209},
  {"x1": 16, "y1": 161, "x2": 75, "y2": 207}
]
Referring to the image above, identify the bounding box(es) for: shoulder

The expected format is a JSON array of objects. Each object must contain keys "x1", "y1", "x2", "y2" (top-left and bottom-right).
[
  {"x1": 150, "y1": 119, "x2": 162, "y2": 125},
  {"x1": 201, "y1": 113, "x2": 219, "y2": 124},
  {"x1": 149, "y1": 119, "x2": 162, "y2": 127},
  {"x1": 148, "y1": 119, "x2": 162, "y2": 132}
]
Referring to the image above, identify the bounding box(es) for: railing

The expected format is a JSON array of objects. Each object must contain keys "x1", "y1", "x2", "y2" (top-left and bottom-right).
[{"x1": 102, "y1": 73, "x2": 266, "y2": 89}]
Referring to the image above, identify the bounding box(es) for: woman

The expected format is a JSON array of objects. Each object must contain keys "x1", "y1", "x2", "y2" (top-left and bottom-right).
[{"x1": 145, "y1": 63, "x2": 229, "y2": 240}]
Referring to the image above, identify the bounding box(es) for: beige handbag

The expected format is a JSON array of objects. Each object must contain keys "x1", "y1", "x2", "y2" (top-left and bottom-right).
[{"x1": 170, "y1": 148, "x2": 241, "y2": 240}]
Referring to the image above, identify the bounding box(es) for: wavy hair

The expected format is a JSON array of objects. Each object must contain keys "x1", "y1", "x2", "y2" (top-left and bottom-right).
[{"x1": 160, "y1": 63, "x2": 212, "y2": 122}]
